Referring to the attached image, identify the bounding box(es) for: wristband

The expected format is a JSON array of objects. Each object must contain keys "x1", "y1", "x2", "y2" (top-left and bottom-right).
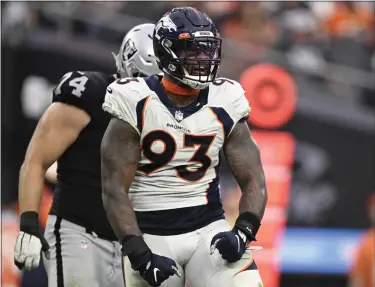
[
  {"x1": 234, "y1": 212, "x2": 261, "y2": 242},
  {"x1": 20, "y1": 211, "x2": 40, "y2": 235},
  {"x1": 121, "y1": 235, "x2": 152, "y2": 271}
]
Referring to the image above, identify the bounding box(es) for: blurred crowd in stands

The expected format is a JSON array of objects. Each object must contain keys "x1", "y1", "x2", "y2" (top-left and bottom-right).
[{"x1": 2, "y1": 1, "x2": 374, "y2": 106}]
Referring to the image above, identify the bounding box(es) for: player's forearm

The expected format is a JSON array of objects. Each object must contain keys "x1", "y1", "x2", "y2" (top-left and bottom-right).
[
  {"x1": 224, "y1": 122, "x2": 268, "y2": 221},
  {"x1": 238, "y1": 170, "x2": 267, "y2": 219},
  {"x1": 231, "y1": 163, "x2": 267, "y2": 241},
  {"x1": 101, "y1": 118, "x2": 142, "y2": 240},
  {"x1": 102, "y1": 172, "x2": 142, "y2": 239},
  {"x1": 19, "y1": 162, "x2": 47, "y2": 213}
]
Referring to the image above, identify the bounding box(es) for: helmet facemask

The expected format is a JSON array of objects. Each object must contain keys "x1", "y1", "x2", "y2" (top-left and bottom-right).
[{"x1": 160, "y1": 36, "x2": 221, "y2": 89}]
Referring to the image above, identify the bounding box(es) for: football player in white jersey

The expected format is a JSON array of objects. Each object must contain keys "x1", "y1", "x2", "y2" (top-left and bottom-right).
[{"x1": 101, "y1": 7, "x2": 267, "y2": 287}]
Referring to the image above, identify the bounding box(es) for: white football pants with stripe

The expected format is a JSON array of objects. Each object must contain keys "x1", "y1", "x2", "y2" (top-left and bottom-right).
[{"x1": 124, "y1": 219, "x2": 263, "y2": 287}]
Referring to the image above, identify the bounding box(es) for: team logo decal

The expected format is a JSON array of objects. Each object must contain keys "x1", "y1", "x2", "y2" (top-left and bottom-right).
[{"x1": 155, "y1": 16, "x2": 177, "y2": 40}]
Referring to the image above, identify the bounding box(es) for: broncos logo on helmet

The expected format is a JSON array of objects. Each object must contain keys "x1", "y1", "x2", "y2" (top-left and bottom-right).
[{"x1": 155, "y1": 16, "x2": 178, "y2": 40}]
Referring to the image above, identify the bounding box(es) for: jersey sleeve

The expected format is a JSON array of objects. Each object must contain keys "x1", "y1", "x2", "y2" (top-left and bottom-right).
[
  {"x1": 102, "y1": 78, "x2": 143, "y2": 134},
  {"x1": 52, "y1": 71, "x2": 95, "y2": 117},
  {"x1": 229, "y1": 80, "x2": 251, "y2": 124},
  {"x1": 218, "y1": 78, "x2": 251, "y2": 132}
]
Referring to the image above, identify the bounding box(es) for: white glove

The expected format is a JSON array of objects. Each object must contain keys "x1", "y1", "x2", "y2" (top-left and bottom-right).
[
  {"x1": 14, "y1": 232, "x2": 44, "y2": 271},
  {"x1": 14, "y1": 212, "x2": 50, "y2": 271}
]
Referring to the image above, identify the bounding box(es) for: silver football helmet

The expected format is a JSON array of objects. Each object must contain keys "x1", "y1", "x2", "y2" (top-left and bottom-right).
[{"x1": 113, "y1": 23, "x2": 162, "y2": 77}]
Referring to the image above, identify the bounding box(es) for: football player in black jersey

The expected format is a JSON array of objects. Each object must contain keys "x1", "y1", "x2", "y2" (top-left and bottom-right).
[{"x1": 14, "y1": 23, "x2": 161, "y2": 287}]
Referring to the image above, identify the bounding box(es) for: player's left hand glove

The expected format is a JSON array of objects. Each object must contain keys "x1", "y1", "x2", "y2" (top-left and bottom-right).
[
  {"x1": 210, "y1": 228, "x2": 248, "y2": 263},
  {"x1": 139, "y1": 253, "x2": 180, "y2": 287},
  {"x1": 14, "y1": 211, "x2": 50, "y2": 271},
  {"x1": 210, "y1": 212, "x2": 261, "y2": 263}
]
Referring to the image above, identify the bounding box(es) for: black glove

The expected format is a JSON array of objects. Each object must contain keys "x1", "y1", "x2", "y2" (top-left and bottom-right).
[
  {"x1": 210, "y1": 212, "x2": 261, "y2": 263},
  {"x1": 122, "y1": 235, "x2": 180, "y2": 287},
  {"x1": 210, "y1": 228, "x2": 247, "y2": 263},
  {"x1": 139, "y1": 253, "x2": 180, "y2": 286},
  {"x1": 14, "y1": 211, "x2": 50, "y2": 270}
]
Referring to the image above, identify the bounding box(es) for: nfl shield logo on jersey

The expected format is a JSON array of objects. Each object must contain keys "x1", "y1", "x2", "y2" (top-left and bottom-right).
[{"x1": 174, "y1": 110, "x2": 184, "y2": 122}]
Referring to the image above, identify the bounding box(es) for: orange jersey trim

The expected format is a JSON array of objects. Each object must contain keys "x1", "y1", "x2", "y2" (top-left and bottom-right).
[{"x1": 161, "y1": 77, "x2": 199, "y2": 96}]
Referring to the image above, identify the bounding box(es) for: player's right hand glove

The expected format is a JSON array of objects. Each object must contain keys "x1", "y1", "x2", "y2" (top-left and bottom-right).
[
  {"x1": 14, "y1": 211, "x2": 50, "y2": 271},
  {"x1": 210, "y1": 212, "x2": 261, "y2": 263},
  {"x1": 121, "y1": 235, "x2": 181, "y2": 287},
  {"x1": 210, "y1": 227, "x2": 248, "y2": 263}
]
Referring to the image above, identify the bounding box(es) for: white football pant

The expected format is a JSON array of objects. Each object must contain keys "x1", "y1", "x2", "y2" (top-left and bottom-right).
[{"x1": 124, "y1": 219, "x2": 263, "y2": 287}]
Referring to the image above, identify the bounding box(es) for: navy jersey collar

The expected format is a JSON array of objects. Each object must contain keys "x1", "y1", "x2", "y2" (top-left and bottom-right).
[{"x1": 144, "y1": 75, "x2": 209, "y2": 121}]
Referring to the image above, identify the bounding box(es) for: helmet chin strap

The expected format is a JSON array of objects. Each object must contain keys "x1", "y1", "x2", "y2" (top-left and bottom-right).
[
  {"x1": 181, "y1": 78, "x2": 210, "y2": 90},
  {"x1": 161, "y1": 76, "x2": 200, "y2": 96}
]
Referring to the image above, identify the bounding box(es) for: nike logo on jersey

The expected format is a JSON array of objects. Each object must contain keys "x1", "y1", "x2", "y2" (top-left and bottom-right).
[
  {"x1": 107, "y1": 87, "x2": 113, "y2": 94},
  {"x1": 153, "y1": 268, "x2": 160, "y2": 283}
]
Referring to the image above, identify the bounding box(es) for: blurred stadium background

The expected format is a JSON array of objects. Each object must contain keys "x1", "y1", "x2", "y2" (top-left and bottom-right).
[{"x1": 1, "y1": 1, "x2": 374, "y2": 287}]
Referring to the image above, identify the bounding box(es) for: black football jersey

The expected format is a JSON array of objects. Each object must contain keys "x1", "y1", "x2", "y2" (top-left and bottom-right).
[{"x1": 49, "y1": 71, "x2": 117, "y2": 240}]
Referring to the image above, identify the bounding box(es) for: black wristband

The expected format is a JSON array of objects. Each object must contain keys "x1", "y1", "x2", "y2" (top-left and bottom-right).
[
  {"x1": 20, "y1": 211, "x2": 41, "y2": 236},
  {"x1": 234, "y1": 212, "x2": 261, "y2": 242},
  {"x1": 121, "y1": 235, "x2": 152, "y2": 271}
]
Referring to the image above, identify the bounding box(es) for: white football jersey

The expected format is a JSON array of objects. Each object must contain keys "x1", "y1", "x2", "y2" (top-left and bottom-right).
[{"x1": 103, "y1": 76, "x2": 250, "y2": 212}]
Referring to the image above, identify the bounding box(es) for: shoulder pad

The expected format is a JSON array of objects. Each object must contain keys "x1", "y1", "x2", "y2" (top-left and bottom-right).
[
  {"x1": 209, "y1": 77, "x2": 251, "y2": 124},
  {"x1": 103, "y1": 77, "x2": 149, "y2": 134}
]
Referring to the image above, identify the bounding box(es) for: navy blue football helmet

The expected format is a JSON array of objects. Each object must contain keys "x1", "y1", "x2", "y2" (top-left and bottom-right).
[{"x1": 153, "y1": 7, "x2": 222, "y2": 89}]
